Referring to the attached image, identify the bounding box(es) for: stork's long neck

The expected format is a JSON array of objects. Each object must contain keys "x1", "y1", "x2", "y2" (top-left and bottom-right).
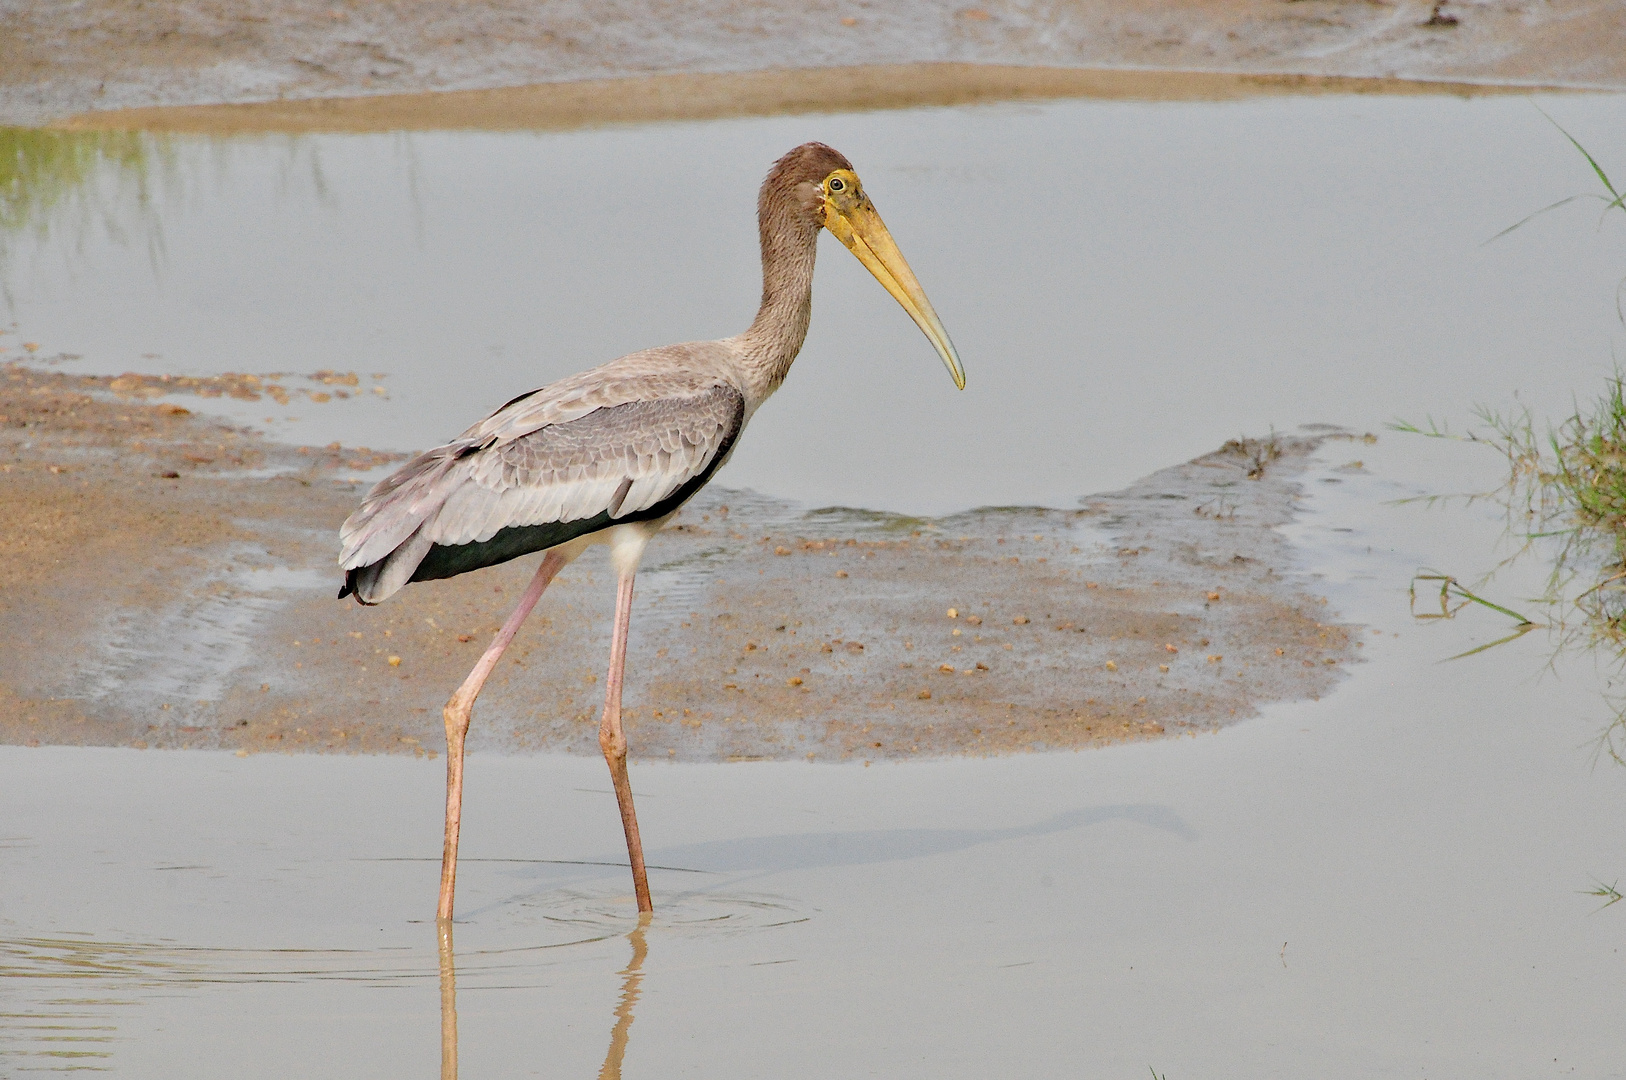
[{"x1": 735, "y1": 205, "x2": 820, "y2": 407}]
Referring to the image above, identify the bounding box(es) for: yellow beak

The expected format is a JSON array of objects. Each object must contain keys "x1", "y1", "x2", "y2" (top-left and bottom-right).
[{"x1": 824, "y1": 198, "x2": 966, "y2": 390}]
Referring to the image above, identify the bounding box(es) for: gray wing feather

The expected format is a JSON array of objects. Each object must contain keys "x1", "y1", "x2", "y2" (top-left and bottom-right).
[{"x1": 339, "y1": 381, "x2": 743, "y2": 572}]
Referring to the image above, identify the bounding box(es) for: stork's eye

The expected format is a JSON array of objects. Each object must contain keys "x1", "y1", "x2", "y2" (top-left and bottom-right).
[{"x1": 828, "y1": 177, "x2": 846, "y2": 192}]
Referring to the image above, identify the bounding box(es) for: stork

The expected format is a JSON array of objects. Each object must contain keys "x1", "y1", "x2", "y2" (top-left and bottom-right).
[{"x1": 337, "y1": 142, "x2": 964, "y2": 920}]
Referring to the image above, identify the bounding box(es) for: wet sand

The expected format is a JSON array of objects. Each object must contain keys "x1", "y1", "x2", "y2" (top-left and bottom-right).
[
  {"x1": 1, "y1": 0, "x2": 1622, "y2": 127},
  {"x1": 0, "y1": 360, "x2": 1357, "y2": 759}
]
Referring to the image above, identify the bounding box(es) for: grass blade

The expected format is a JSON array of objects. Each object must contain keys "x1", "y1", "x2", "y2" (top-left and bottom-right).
[
  {"x1": 1536, "y1": 105, "x2": 1622, "y2": 202},
  {"x1": 1442, "y1": 622, "x2": 1539, "y2": 661},
  {"x1": 1484, "y1": 193, "x2": 1595, "y2": 244}
]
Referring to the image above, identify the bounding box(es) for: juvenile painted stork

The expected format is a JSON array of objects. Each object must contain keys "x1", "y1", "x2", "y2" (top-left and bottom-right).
[{"x1": 337, "y1": 142, "x2": 964, "y2": 920}]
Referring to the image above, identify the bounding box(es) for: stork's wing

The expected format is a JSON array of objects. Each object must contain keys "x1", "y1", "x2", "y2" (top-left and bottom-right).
[
  {"x1": 338, "y1": 381, "x2": 744, "y2": 602},
  {"x1": 429, "y1": 386, "x2": 744, "y2": 545}
]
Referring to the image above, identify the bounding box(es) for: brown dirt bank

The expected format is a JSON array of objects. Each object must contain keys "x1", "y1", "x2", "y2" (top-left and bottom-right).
[
  {"x1": 2, "y1": 0, "x2": 1622, "y2": 128},
  {"x1": 0, "y1": 361, "x2": 1360, "y2": 761},
  {"x1": 51, "y1": 65, "x2": 1543, "y2": 136}
]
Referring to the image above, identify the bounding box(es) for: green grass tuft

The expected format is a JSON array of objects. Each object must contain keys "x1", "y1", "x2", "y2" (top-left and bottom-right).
[
  {"x1": 1582, "y1": 878, "x2": 1623, "y2": 912},
  {"x1": 1392, "y1": 123, "x2": 1626, "y2": 765}
]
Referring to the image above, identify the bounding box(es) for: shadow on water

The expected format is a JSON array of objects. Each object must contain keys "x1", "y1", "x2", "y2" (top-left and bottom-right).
[
  {"x1": 438, "y1": 915, "x2": 648, "y2": 1080},
  {"x1": 644, "y1": 804, "x2": 1196, "y2": 876},
  {"x1": 444, "y1": 804, "x2": 1195, "y2": 923}
]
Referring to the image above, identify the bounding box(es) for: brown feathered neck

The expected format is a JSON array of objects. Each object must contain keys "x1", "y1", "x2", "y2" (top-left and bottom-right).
[{"x1": 736, "y1": 143, "x2": 853, "y2": 403}]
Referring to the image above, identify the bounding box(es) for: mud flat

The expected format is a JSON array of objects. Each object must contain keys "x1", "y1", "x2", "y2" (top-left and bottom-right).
[
  {"x1": 2, "y1": 0, "x2": 1623, "y2": 128},
  {"x1": 0, "y1": 361, "x2": 1356, "y2": 759}
]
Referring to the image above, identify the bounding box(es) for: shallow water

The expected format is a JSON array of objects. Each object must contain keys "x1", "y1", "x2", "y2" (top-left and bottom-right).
[
  {"x1": 5, "y1": 92, "x2": 1626, "y2": 514},
  {"x1": 7, "y1": 91, "x2": 1626, "y2": 1075},
  {"x1": 5, "y1": 435, "x2": 1626, "y2": 1077}
]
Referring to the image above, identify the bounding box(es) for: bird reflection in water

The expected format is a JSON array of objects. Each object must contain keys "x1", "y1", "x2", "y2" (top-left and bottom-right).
[
  {"x1": 439, "y1": 921, "x2": 460, "y2": 1080},
  {"x1": 437, "y1": 915, "x2": 653, "y2": 1080},
  {"x1": 597, "y1": 914, "x2": 651, "y2": 1080}
]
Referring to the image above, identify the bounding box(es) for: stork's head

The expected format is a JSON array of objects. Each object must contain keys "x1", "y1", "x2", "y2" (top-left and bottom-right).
[{"x1": 764, "y1": 142, "x2": 966, "y2": 390}]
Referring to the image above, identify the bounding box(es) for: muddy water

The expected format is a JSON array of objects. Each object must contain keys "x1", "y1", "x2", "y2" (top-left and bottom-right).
[
  {"x1": 5, "y1": 436, "x2": 1626, "y2": 1076},
  {"x1": 5, "y1": 91, "x2": 1626, "y2": 514}
]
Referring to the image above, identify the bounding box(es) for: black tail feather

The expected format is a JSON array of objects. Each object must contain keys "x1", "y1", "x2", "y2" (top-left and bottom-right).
[{"x1": 336, "y1": 567, "x2": 379, "y2": 605}]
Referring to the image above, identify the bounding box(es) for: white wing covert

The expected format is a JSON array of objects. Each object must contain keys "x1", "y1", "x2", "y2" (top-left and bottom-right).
[
  {"x1": 338, "y1": 378, "x2": 744, "y2": 576},
  {"x1": 426, "y1": 386, "x2": 744, "y2": 547}
]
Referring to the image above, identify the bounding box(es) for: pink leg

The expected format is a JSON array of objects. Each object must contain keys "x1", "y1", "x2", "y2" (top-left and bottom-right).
[
  {"x1": 599, "y1": 572, "x2": 652, "y2": 913},
  {"x1": 439, "y1": 549, "x2": 566, "y2": 923}
]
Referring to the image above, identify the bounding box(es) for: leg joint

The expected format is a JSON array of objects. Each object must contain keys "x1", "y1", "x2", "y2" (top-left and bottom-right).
[{"x1": 444, "y1": 692, "x2": 473, "y2": 737}]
